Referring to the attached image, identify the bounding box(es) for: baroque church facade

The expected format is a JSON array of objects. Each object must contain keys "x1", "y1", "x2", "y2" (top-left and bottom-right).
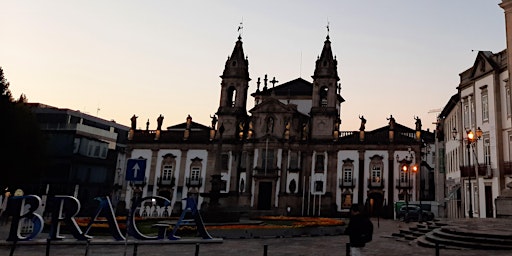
[{"x1": 120, "y1": 34, "x2": 434, "y2": 218}]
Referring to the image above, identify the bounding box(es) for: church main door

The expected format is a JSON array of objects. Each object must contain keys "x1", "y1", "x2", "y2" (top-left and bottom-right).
[{"x1": 258, "y1": 182, "x2": 272, "y2": 210}]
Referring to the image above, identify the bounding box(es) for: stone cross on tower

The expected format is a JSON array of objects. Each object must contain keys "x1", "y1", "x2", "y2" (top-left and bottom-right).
[{"x1": 270, "y1": 77, "x2": 279, "y2": 88}]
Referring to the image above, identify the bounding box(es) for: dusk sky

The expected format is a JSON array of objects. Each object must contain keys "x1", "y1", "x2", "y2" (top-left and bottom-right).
[{"x1": 1, "y1": 1, "x2": 506, "y2": 131}]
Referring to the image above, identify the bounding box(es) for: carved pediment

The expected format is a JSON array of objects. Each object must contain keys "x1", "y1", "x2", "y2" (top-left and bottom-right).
[
  {"x1": 469, "y1": 51, "x2": 499, "y2": 79},
  {"x1": 249, "y1": 97, "x2": 296, "y2": 114}
]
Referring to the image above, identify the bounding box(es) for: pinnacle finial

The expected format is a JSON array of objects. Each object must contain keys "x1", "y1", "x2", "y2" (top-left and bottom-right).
[
  {"x1": 326, "y1": 20, "x2": 330, "y2": 40},
  {"x1": 237, "y1": 20, "x2": 243, "y2": 39}
]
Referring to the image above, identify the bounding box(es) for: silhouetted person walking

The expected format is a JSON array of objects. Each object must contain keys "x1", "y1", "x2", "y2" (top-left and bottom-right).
[{"x1": 345, "y1": 204, "x2": 373, "y2": 256}]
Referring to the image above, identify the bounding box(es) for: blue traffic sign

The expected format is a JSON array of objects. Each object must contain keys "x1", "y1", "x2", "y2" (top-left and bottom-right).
[{"x1": 126, "y1": 159, "x2": 146, "y2": 181}]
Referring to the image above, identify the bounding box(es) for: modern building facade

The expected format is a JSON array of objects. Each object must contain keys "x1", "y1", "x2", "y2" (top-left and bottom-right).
[
  {"x1": 123, "y1": 34, "x2": 435, "y2": 218},
  {"x1": 28, "y1": 103, "x2": 130, "y2": 215}
]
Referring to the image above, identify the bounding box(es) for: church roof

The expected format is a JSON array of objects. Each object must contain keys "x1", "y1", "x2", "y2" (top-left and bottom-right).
[
  {"x1": 251, "y1": 78, "x2": 312, "y2": 97},
  {"x1": 166, "y1": 121, "x2": 210, "y2": 131}
]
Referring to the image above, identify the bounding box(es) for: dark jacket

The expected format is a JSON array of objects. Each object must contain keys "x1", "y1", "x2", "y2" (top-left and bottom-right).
[{"x1": 345, "y1": 213, "x2": 373, "y2": 247}]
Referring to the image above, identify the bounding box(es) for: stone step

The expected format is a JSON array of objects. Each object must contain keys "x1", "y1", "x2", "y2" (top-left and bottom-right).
[
  {"x1": 436, "y1": 228, "x2": 512, "y2": 246},
  {"x1": 399, "y1": 229, "x2": 425, "y2": 237},
  {"x1": 440, "y1": 226, "x2": 512, "y2": 240},
  {"x1": 423, "y1": 230, "x2": 512, "y2": 250},
  {"x1": 415, "y1": 235, "x2": 467, "y2": 250}
]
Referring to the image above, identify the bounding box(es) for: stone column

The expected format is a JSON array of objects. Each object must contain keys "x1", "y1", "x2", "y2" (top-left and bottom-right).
[{"x1": 358, "y1": 150, "x2": 365, "y2": 205}]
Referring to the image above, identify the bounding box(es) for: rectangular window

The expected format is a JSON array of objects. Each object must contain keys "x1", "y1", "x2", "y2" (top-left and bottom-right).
[
  {"x1": 162, "y1": 165, "x2": 173, "y2": 180},
  {"x1": 94, "y1": 145, "x2": 100, "y2": 157},
  {"x1": 464, "y1": 103, "x2": 469, "y2": 128},
  {"x1": 262, "y1": 149, "x2": 274, "y2": 169},
  {"x1": 221, "y1": 154, "x2": 229, "y2": 171},
  {"x1": 73, "y1": 138, "x2": 80, "y2": 154},
  {"x1": 88, "y1": 144, "x2": 94, "y2": 157},
  {"x1": 315, "y1": 154, "x2": 325, "y2": 173},
  {"x1": 509, "y1": 134, "x2": 512, "y2": 161},
  {"x1": 484, "y1": 136, "x2": 491, "y2": 166},
  {"x1": 315, "y1": 180, "x2": 324, "y2": 192},
  {"x1": 240, "y1": 151, "x2": 247, "y2": 169},
  {"x1": 482, "y1": 93, "x2": 489, "y2": 122},
  {"x1": 507, "y1": 86, "x2": 511, "y2": 117},
  {"x1": 371, "y1": 166, "x2": 381, "y2": 182},
  {"x1": 471, "y1": 99, "x2": 475, "y2": 127},
  {"x1": 289, "y1": 151, "x2": 299, "y2": 169},
  {"x1": 191, "y1": 167, "x2": 200, "y2": 181},
  {"x1": 400, "y1": 171, "x2": 408, "y2": 183},
  {"x1": 343, "y1": 168, "x2": 352, "y2": 183},
  {"x1": 101, "y1": 147, "x2": 107, "y2": 159}
]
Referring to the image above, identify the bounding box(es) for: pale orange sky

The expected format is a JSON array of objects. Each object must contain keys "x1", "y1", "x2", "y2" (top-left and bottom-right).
[{"x1": 1, "y1": 0, "x2": 506, "y2": 131}]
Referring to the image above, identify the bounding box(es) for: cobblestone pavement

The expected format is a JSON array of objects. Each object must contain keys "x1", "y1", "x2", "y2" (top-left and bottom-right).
[{"x1": 1, "y1": 218, "x2": 512, "y2": 256}]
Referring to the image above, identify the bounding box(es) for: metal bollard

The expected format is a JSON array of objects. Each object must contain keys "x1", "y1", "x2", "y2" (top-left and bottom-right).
[
  {"x1": 46, "y1": 238, "x2": 51, "y2": 256},
  {"x1": 263, "y1": 244, "x2": 268, "y2": 256},
  {"x1": 133, "y1": 243, "x2": 138, "y2": 256},
  {"x1": 346, "y1": 242, "x2": 350, "y2": 256},
  {"x1": 9, "y1": 240, "x2": 17, "y2": 256},
  {"x1": 84, "y1": 239, "x2": 90, "y2": 256},
  {"x1": 195, "y1": 243, "x2": 200, "y2": 256},
  {"x1": 435, "y1": 242, "x2": 440, "y2": 256}
]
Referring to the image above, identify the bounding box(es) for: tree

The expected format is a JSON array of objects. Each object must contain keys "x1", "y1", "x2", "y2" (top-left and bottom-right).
[
  {"x1": 0, "y1": 66, "x2": 13, "y2": 104},
  {"x1": 0, "y1": 67, "x2": 47, "y2": 194}
]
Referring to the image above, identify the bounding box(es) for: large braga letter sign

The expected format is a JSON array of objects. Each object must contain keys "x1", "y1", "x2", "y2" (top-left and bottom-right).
[{"x1": 126, "y1": 159, "x2": 146, "y2": 181}]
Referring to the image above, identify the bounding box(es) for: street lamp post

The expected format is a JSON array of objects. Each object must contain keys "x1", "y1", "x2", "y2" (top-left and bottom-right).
[
  {"x1": 398, "y1": 149, "x2": 418, "y2": 219},
  {"x1": 452, "y1": 127, "x2": 482, "y2": 218}
]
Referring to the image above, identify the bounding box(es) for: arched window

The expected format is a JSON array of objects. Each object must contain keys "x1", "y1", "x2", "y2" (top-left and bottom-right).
[
  {"x1": 227, "y1": 86, "x2": 237, "y2": 107},
  {"x1": 320, "y1": 86, "x2": 328, "y2": 107}
]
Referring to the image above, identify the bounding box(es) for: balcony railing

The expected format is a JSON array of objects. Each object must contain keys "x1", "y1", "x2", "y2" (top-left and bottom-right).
[
  {"x1": 367, "y1": 178, "x2": 384, "y2": 189},
  {"x1": 478, "y1": 165, "x2": 493, "y2": 178},
  {"x1": 460, "y1": 165, "x2": 476, "y2": 177},
  {"x1": 395, "y1": 179, "x2": 412, "y2": 189},
  {"x1": 157, "y1": 177, "x2": 175, "y2": 188},
  {"x1": 460, "y1": 165, "x2": 493, "y2": 178},
  {"x1": 338, "y1": 178, "x2": 356, "y2": 189},
  {"x1": 185, "y1": 177, "x2": 203, "y2": 188}
]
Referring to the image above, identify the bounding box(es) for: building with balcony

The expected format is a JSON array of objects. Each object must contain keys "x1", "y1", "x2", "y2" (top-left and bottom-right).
[{"x1": 437, "y1": 0, "x2": 512, "y2": 218}]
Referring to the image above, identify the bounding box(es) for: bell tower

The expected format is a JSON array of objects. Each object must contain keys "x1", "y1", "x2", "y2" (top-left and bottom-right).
[
  {"x1": 310, "y1": 34, "x2": 343, "y2": 140},
  {"x1": 216, "y1": 35, "x2": 250, "y2": 139}
]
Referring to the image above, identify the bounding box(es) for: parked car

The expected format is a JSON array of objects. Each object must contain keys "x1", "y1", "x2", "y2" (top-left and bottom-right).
[{"x1": 397, "y1": 205, "x2": 434, "y2": 222}]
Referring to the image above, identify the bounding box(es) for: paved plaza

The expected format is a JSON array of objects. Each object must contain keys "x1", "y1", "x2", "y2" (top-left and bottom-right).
[{"x1": 1, "y1": 218, "x2": 512, "y2": 256}]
